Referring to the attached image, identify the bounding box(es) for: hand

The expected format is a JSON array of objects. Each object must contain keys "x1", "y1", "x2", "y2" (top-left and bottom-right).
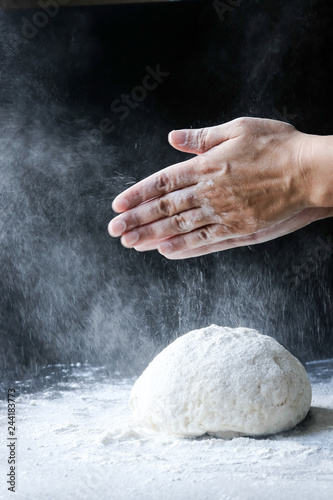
[{"x1": 108, "y1": 117, "x2": 331, "y2": 259}]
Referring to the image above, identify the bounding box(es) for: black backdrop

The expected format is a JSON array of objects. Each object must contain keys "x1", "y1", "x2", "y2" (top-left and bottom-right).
[{"x1": 0, "y1": 0, "x2": 333, "y2": 383}]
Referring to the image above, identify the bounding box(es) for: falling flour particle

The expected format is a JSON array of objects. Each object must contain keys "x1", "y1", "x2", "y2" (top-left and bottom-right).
[{"x1": 129, "y1": 325, "x2": 312, "y2": 438}]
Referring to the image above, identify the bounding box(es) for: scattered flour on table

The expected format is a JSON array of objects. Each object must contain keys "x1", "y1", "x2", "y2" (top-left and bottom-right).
[
  {"x1": 130, "y1": 325, "x2": 312, "y2": 437},
  {"x1": 0, "y1": 362, "x2": 331, "y2": 500}
]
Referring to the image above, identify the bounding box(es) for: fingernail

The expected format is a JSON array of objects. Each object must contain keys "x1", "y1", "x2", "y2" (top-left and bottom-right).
[
  {"x1": 112, "y1": 197, "x2": 129, "y2": 213},
  {"x1": 122, "y1": 231, "x2": 139, "y2": 246},
  {"x1": 158, "y1": 242, "x2": 173, "y2": 254},
  {"x1": 169, "y1": 130, "x2": 188, "y2": 146},
  {"x1": 110, "y1": 219, "x2": 126, "y2": 237},
  {"x1": 134, "y1": 246, "x2": 152, "y2": 252}
]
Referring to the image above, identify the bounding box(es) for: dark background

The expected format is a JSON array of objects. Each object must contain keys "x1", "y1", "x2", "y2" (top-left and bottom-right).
[{"x1": 0, "y1": 0, "x2": 333, "y2": 385}]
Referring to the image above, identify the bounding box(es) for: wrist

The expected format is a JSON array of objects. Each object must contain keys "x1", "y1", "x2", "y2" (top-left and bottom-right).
[{"x1": 297, "y1": 133, "x2": 333, "y2": 208}]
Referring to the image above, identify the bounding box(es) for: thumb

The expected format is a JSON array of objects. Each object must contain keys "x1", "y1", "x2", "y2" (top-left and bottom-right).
[{"x1": 168, "y1": 124, "x2": 232, "y2": 154}]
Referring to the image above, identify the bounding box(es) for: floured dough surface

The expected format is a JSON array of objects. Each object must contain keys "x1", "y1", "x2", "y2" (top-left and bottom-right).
[{"x1": 130, "y1": 325, "x2": 312, "y2": 437}]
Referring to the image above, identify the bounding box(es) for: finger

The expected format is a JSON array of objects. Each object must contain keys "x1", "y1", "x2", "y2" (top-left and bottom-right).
[
  {"x1": 134, "y1": 238, "x2": 169, "y2": 252},
  {"x1": 155, "y1": 224, "x2": 236, "y2": 255},
  {"x1": 158, "y1": 236, "x2": 254, "y2": 259},
  {"x1": 108, "y1": 187, "x2": 199, "y2": 237},
  {"x1": 120, "y1": 208, "x2": 218, "y2": 248},
  {"x1": 158, "y1": 208, "x2": 324, "y2": 259},
  {"x1": 168, "y1": 118, "x2": 243, "y2": 155},
  {"x1": 112, "y1": 158, "x2": 200, "y2": 213}
]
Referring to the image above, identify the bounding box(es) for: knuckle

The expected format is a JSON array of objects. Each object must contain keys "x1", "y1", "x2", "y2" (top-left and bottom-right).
[
  {"x1": 158, "y1": 197, "x2": 175, "y2": 217},
  {"x1": 184, "y1": 191, "x2": 196, "y2": 207},
  {"x1": 196, "y1": 128, "x2": 209, "y2": 151},
  {"x1": 197, "y1": 226, "x2": 214, "y2": 242},
  {"x1": 217, "y1": 225, "x2": 233, "y2": 237},
  {"x1": 234, "y1": 116, "x2": 252, "y2": 132},
  {"x1": 155, "y1": 172, "x2": 172, "y2": 193},
  {"x1": 172, "y1": 215, "x2": 189, "y2": 232}
]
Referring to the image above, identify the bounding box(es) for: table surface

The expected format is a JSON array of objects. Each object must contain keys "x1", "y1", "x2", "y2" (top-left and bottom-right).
[{"x1": 1, "y1": 360, "x2": 332, "y2": 500}]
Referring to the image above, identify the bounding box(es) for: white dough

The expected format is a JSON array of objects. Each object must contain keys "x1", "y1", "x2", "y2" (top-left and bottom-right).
[{"x1": 130, "y1": 325, "x2": 312, "y2": 438}]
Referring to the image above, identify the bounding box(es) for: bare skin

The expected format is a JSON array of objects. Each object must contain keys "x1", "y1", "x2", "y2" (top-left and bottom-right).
[{"x1": 109, "y1": 117, "x2": 333, "y2": 259}]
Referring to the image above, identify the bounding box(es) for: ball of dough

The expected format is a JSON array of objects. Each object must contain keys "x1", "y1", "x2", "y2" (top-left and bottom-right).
[{"x1": 130, "y1": 325, "x2": 312, "y2": 437}]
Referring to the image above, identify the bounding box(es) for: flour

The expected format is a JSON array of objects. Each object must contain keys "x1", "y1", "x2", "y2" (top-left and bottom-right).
[
  {"x1": 130, "y1": 325, "x2": 312, "y2": 437},
  {"x1": 0, "y1": 361, "x2": 331, "y2": 500}
]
